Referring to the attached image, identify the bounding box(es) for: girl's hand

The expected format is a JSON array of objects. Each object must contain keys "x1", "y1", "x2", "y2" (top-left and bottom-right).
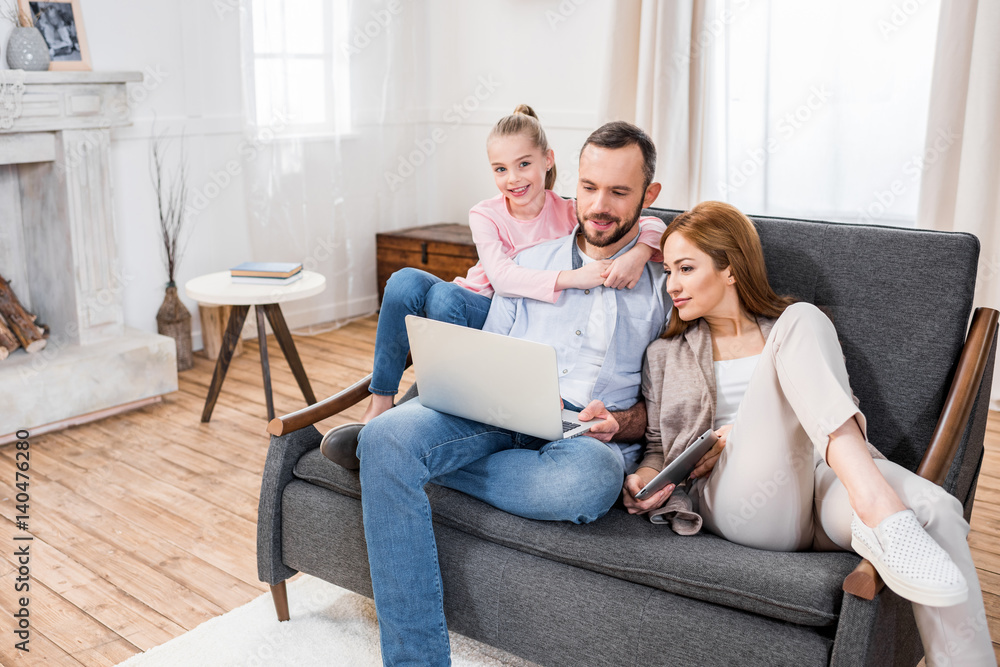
[
  {"x1": 623, "y1": 468, "x2": 675, "y2": 514},
  {"x1": 690, "y1": 424, "x2": 731, "y2": 479},
  {"x1": 556, "y1": 260, "x2": 612, "y2": 291},
  {"x1": 602, "y1": 245, "x2": 652, "y2": 289}
]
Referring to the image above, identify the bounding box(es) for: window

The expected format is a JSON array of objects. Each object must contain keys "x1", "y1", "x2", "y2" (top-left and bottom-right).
[
  {"x1": 248, "y1": 0, "x2": 351, "y2": 136},
  {"x1": 720, "y1": 0, "x2": 940, "y2": 226}
]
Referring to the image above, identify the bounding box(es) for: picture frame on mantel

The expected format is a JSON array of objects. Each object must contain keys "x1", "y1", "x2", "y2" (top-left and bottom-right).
[{"x1": 18, "y1": 0, "x2": 91, "y2": 71}]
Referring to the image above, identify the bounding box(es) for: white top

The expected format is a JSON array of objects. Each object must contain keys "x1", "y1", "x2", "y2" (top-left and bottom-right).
[
  {"x1": 713, "y1": 354, "x2": 761, "y2": 430},
  {"x1": 184, "y1": 270, "x2": 326, "y2": 306},
  {"x1": 559, "y1": 252, "x2": 610, "y2": 409}
]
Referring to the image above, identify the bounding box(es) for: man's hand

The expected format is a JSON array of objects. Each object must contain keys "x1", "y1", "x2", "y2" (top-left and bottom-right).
[
  {"x1": 623, "y1": 467, "x2": 674, "y2": 514},
  {"x1": 690, "y1": 424, "x2": 731, "y2": 479},
  {"x1": 577, "y1": 399, "x2": 619, "y2": 443},
  {"x1": 602, "y1": 244, "x2": 653, "y2": 289},
  {"x1": 609, "y1": 398, "x2": 646, "y2": 442}
]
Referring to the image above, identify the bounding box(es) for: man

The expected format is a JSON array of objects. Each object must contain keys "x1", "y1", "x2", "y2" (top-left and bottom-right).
[{"x1": 354, "y1": 122, "x2": 665, "y2": 667}]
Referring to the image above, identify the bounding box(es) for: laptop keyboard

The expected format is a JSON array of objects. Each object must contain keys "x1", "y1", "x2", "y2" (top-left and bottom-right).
[{"x1": 562, "y1": 420, "x2": 582, "y2": 433}]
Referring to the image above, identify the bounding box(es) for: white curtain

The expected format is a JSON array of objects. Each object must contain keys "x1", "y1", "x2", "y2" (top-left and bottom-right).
[
  {"x1": 600, "y1": 0, "x2": 725, "y2": 210},
  {"x1": 916, "y1": 0, "x2": 1000, "y2": 410},
  {"x1": 237, "y1": 0, "x2": 433, "y2": 330}
]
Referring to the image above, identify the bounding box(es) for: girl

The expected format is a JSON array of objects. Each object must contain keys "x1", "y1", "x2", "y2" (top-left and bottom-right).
[
  {"x1": 322, "y1": 105, "x2": 667, "y2": 467},
  {"x1": 630, "y1": 201, "x2": 993, "y2": 665}
]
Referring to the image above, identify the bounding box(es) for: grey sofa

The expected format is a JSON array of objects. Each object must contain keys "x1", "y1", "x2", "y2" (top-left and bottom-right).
[{"x1": 258, "y1": 209, "x2": 998, "y2": 666}]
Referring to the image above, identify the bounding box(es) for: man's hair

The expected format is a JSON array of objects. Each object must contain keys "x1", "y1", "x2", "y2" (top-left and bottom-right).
[{"x1": 580, "y1": 121, "x2": 657, "y2": 190}]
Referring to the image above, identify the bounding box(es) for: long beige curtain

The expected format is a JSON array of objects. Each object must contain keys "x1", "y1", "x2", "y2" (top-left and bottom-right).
[
  {"x1": 599, "y1": 0, "x2": 724, "y2": 209},
  {"x1": 916, "y1": 0, "x2": 1000, "y2": 410}
]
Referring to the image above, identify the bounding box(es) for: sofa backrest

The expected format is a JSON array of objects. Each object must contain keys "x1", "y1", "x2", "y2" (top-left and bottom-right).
[{"x1": 645, "y1": 208, "x2": 980, "y2": 472}]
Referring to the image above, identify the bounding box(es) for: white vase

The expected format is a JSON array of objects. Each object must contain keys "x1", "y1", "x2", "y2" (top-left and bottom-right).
[{"x1": 6, "y1": 27, "x2": 50, "y2": 71}]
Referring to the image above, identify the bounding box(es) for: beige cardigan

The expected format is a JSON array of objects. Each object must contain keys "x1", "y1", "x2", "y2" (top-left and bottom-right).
[{"x1": 640, "y1": 315, "x2": 883, "y2": 474}]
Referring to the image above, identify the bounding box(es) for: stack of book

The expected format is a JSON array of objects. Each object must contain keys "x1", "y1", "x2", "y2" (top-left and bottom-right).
[{"x1": 230, "y1": 262, "x2": 304, "y2": 286}]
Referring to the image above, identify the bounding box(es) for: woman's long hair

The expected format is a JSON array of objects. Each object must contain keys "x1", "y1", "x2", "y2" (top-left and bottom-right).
[{"x1": 661, "y1": 201, "x2": 795, "y2": 338}]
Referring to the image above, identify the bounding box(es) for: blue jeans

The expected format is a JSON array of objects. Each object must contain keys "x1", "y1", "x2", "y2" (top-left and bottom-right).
[
  {"x1": 371, "y1": 268, "x2": 493, "y2": 396},
  {"x1": 357, "y1": 399, "x2": 625, "y2": 667}
]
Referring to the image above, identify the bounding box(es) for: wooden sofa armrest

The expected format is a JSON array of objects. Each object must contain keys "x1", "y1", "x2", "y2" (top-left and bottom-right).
[
  {"x1": 265, "y1": 357, "x2": 414, "y2": 436},
  {"x1": 843, "y1": 306, "x2": 1000, "y2": 600},
  {"x1": 266, "y1": 373, "x2": 373, "y2": 436},
  {"x1": 916, "y1": 307, "x2": 1000, "y2": 484}
]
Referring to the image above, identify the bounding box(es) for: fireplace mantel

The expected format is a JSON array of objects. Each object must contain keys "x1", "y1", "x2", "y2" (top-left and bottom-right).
[
  {"x1": 0, "y1": 70, "x2": 177, "y2": 441},
  {"x1": 1, "y1": 70, "x2": 142, "y2": 137}
]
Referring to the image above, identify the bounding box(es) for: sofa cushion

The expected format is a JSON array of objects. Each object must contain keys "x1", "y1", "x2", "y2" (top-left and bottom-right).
[
  {"x1": 295, "y1": 448, "x2": 859, "y2": 627},
  {"x1": 281, "y1": 479, "x2": 836, "y2": 667}
]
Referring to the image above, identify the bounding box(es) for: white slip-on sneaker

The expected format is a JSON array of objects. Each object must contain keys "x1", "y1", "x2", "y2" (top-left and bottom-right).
[{"x1": 850, "y1": 509, "x2": 968, "y2": 607}]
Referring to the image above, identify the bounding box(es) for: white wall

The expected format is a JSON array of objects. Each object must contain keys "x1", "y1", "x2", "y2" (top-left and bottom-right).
[
  {"x1": 2, "y1": 0, "x2": 620, "y2": 348},
  {"x1": 418, "y1": 0, "x2": 619, "y2": 222},
  {"x1": 100, "y1": 1, "x2": 256, "y2": 349}
]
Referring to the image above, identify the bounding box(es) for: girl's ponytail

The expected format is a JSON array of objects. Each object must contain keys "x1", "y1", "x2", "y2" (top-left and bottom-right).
[
  {"x1": 489, "y1": 105, "x2": 557, "y2": 190},
  {"x1": 512, "y1": 103, "x2": 536, "y2": 117}
]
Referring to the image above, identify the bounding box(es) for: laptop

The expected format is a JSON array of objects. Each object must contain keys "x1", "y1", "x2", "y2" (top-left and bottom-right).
[{"x1": 404, "y1": 315, "x2": 593, "y2": 441}]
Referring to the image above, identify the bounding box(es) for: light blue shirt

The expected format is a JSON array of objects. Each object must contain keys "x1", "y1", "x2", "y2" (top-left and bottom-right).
[{"x1": 483, "y1": 226, "x2": 667, "y2": 413}]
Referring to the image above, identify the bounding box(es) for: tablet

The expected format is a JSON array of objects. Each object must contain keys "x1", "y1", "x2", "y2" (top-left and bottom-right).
[{"x1": 634, "y1": 428, "x2": 719, "y2": 501}]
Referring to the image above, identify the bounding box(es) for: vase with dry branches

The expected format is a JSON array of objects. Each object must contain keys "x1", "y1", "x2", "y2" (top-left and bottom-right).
[{"x1": 150, "y1": 128, "x2": 193, "y2": 371}]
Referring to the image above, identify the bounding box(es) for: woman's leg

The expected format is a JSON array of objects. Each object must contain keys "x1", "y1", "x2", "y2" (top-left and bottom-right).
[
  {"x1": 698, "y1": 302, "x2": 864, "y2": 550},
  {"x1": 366, "y1": 268, "x2": 443, "y2": 422},
  {"x1": 697, "y1": 302, "x2": 984, "y2": 662},
  {"x1": 825, "y1": 417, "x2": 906, "y2": 526},
  {"x1": 814, "y1": 460, "x2": 995, "y2": 667},
  {"x1": 423, "y1": 281, "x2": 492, "y2": 330}
]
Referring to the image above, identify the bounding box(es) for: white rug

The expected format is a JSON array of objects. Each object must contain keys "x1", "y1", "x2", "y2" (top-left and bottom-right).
[{"x1": 117, "y1": 575, "x2": 537, "y2": 666}]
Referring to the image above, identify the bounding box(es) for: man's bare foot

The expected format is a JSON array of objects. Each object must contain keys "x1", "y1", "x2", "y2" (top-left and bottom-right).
[{"x1": 361, "y1": 394, "x2": 395, "y2": 424}]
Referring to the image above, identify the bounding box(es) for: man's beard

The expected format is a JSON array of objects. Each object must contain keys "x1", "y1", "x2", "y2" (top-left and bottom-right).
[{"x1": 576, "y1": 199, "x2": 645, "y2": 248}]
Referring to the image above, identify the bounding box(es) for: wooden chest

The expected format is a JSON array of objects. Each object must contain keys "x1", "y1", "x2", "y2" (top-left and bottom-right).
[{"x1": 375, "y1": 223, "x2": 479, "y2": 303}]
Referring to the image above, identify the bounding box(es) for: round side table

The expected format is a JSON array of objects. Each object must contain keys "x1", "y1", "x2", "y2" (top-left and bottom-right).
[{"x1": 185, "y1": 270, "x2": 326, "y2": 422}]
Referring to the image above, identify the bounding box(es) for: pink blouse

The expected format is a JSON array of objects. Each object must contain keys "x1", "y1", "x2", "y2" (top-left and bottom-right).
[{"x1": 453, "y1": 190, "x2": 666, "y2": 303}]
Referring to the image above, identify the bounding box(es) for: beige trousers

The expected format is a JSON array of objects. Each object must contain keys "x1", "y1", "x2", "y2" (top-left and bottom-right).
[{"x1": 694, "y1": 303, "x2": 995, "y2": 667}]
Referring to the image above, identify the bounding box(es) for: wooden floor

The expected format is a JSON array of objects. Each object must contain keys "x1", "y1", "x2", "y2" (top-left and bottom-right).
[{"x1": 0, "y1": 314, "x2": 997, "y2": 665}]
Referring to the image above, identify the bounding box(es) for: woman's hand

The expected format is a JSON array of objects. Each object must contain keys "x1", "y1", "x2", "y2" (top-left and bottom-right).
[
  {"x1": 690, "y1": 424, "x2": 731, "y2": 479},
  {"x1": 623, "y1": 467, "x2": 675, "y2": 515},
  {"x1": 577, "y1": 400, "x2": 619, "y2": 443},
  {"x1": 602, "y1": 245, "x2": 651, "y2": 289}
]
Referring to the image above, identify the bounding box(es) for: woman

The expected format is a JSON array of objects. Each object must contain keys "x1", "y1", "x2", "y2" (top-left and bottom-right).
[{"x1": 629, "y1": 201, "x2": 994, "y2": 666}]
